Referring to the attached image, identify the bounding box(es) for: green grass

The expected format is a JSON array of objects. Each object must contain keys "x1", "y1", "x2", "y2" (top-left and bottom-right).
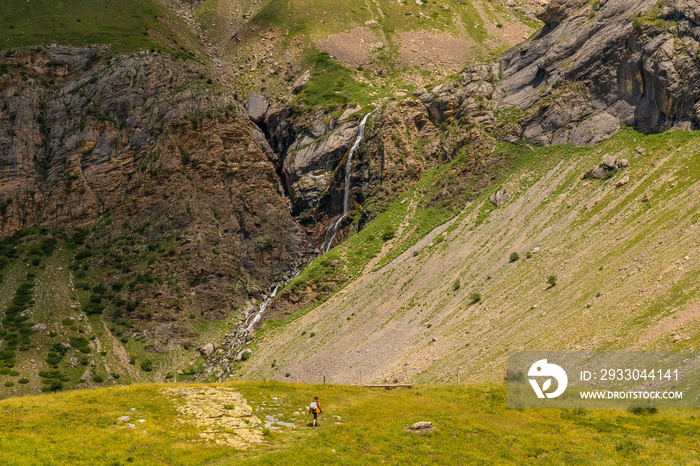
[
  {"x1": 0, "y1": 0, "x2": 202, "y2": 56},
  {"x1": 0, "y1": 381, "x2": 698, "y2": 465}
]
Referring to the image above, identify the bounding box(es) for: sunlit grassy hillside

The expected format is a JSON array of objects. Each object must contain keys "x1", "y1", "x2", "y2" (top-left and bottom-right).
[
  {"x1": 238, "y1": 128, "x2": 700, "y2": 385},
  {"x1": 0, "y1": 0, "x2": 204, "y2": 58},
  {"x1": 0, "y1": 381, "x2": 698, "y2": 465}
]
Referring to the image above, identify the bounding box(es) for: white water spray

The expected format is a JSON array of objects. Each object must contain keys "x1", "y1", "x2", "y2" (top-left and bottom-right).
[{"x1": 321, "y1": 113, "x2": 370, "y2": 254}]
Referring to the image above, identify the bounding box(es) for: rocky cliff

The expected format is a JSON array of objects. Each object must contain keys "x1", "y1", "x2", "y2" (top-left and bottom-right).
[
  {"x1": 0, "y1": 46, "x2": 308, "y2": 348},
  {"x1": 497, "y1": 0, "x2": 700, "y2": 144}
]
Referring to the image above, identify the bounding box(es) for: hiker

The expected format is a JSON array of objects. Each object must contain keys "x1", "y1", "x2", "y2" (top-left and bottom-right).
[{"x1": 309, "y1": 395, "x2": 322, "y2": 428}]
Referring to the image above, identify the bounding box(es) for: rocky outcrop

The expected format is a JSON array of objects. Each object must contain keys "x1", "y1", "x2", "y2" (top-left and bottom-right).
[
  {"x1": 282, "y1": 116, "x2": 362, "y2": 217},
  {"x1": 493, "y1": 0, "x2": 700, "y2": 145},
  {"x1": 0, "y1": 46, "x2": 308, "y2": 346},
  {"x1": 536, "y1": 0, "x2": 589, "y2": 26}
]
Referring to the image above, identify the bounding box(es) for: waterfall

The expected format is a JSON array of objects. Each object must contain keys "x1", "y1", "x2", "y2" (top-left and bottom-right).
[
  {"x1": 321, "y1": 113, "x2": 370, "y2": 254},
  {"x1": 244, "y1": 285, "x2": 279, "y2": 333},
  {"x1": 195, "y1": 114, "x2": 371, "y2": 381}
]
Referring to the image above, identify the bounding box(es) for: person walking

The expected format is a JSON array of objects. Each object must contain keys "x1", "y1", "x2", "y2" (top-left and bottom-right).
[{"x1": 309, "y1": 395, "x2": 322, "y2": 428}]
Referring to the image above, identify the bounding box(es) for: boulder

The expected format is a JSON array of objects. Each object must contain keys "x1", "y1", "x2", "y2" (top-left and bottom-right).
[
  {"x1": 601, "y1": 155, "x2": 618, "y2": 169},
  {"x1": 489, "y1": 190, "x2": 510, "y2": 207},
  {"x1": 615, "y1": 174, "x2": 630, "y2": 187},
  {"x1": 199, "y1": 343, "x2": 217, "y2": 356},
  {"x1": 292, "y1": 70, "x2": 310, "y2": 94},
  {"x1": 247, "y1": 93, "x2": 270, "y2": 123},
  {"x1": 582, "y1": 165, "x2": 608, "y2": 179},
  {"x1": 235, "y1": 349, "x2": 252, "y2": 361}
]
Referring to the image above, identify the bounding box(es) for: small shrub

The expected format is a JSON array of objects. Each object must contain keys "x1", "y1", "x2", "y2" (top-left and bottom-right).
[
  {"x1": 140, "y1": 359, "x2": 153, "y2": 372},
  {"x1": 525, "y1": 251, "x2": 533, "y2": 259},
  {"x1": 629, "y1": 407, "x2": 657, "y2": 415},
  {"x1": 240, "y1": 351, "x2": 251, "y2": 361},
  {"x1": 4, "y1": 381, "x2": 13, "y2": 387},
  {"x1": 469, "y1": 292, "x2": 482, "y2": 303},
  {"x1": 18, "y1": 378, "x2": 29, "y2": 384},
  {"x1": 285, "y1": 373, "x2": 290, "y2": 378},
  {"x1": 381, "y1": 226, "x2": 396, "y2": 241},
  {"x1": 547, "y1": 275, "x2": 557, "y2": 287},
  {"x1": 615, "y1": 437, "x2": 642, "y2": 455},
  {"x1": 301, "y1": 331, "x2": 306, "y2": 336},
  {"x1": 452, "y1": 279, "x2": 460, "y2": 291},
  {"x1": 309, "y1": 332, "x2": 316, "y2": 338},
  {"x1": 509, "y1": 252, "x2": 520, "y2": 262},
  {"x1": 262, "y1": 428, "x2": 271, "y2": 437},
  {"x1": 92, "y1": 375, "x2": 103, "y2": 383}
]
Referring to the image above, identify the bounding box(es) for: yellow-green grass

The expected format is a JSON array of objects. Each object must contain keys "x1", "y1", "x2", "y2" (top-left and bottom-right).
[{"x1": 0, "y1": 381, "x2": 698, "y2": 465}]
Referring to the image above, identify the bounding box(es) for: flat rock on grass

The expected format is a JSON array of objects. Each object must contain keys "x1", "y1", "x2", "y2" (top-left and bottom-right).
[
  {"x1": 161, "y1": 386, "x2": 264, "y2": 449},
  {"x1": 405, "y1": 421, "x2": 436, "y2": 434}
]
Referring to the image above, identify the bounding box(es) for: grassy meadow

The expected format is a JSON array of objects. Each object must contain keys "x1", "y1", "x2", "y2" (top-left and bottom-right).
[
  {"x1": 0, "y1": 0, "x2": 205, "y2": 59},
  {"x1": 0, "y1": 381, "x2": 698, "y2": 465}
]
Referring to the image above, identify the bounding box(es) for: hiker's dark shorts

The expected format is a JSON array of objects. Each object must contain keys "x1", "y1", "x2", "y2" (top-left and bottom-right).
[{"x1": 313, "y1": 412, "x2": 318, "y2": 420}]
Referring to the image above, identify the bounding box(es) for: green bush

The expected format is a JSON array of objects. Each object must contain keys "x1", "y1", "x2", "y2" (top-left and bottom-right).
[
  {"x1": 615, "y1": 437, "x2": 642, "y2": 455},
  {"x1": 4, "y1": 381, "x2": 14, "y2": 387},
  {"x1": 452, "y1": 279, "x2": 460, "y2": 291},
  {"x1": 381, "y1": 226, "x2": 396, "y2": 242},
  {"x1": 18, "y1": 378, "x2": 29, "y2": 384},
  {"x1": 469, "y1": 292, "x2": 482, "y2": 303},
  {"x1": 547, "y1": 275, "x2": 557, "y2": 287},
  {"x1": 509, "y1": 252, "x2": 520, "y2": 262},
  {"x1": 92, "y1": 375, "x2": 104, "y2": 383},
  {"x1": 140, "y1": 359, "x2": 153, "y2": 372},
  {"x1": 629, "y1": 407, "x2": 657, "y2": 415},
  {"x1": 240, "y1": 351, "x2": 251, "y2": 361}
]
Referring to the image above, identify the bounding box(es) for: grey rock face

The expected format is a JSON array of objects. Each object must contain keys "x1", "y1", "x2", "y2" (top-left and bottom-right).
[
  {"x1": 491, "y1": 0, "x2": 700, "y2": 145},
  {"x1": 536, "y1": 0, "x2": 589, "y2": 25},
  {"x1": 282, "y1": 119, "x2": 360, "y2": 215}
]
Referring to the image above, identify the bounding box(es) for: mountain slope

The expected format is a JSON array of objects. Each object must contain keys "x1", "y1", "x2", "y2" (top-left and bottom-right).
[
  {"x1": 238, "y1": 129, "x2": 700, "y2": 384},
  {"x1": 192, "y1": 0, "x2": 541, "y2": 102}
]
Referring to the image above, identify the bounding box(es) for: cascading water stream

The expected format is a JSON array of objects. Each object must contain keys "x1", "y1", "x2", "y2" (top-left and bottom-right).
[
  {"x1": 321, "y1": 113, "x2": 370, "y2": 254},
  {"x1": 198, "y1": 114, "x2": 372, "y2": 380}
]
